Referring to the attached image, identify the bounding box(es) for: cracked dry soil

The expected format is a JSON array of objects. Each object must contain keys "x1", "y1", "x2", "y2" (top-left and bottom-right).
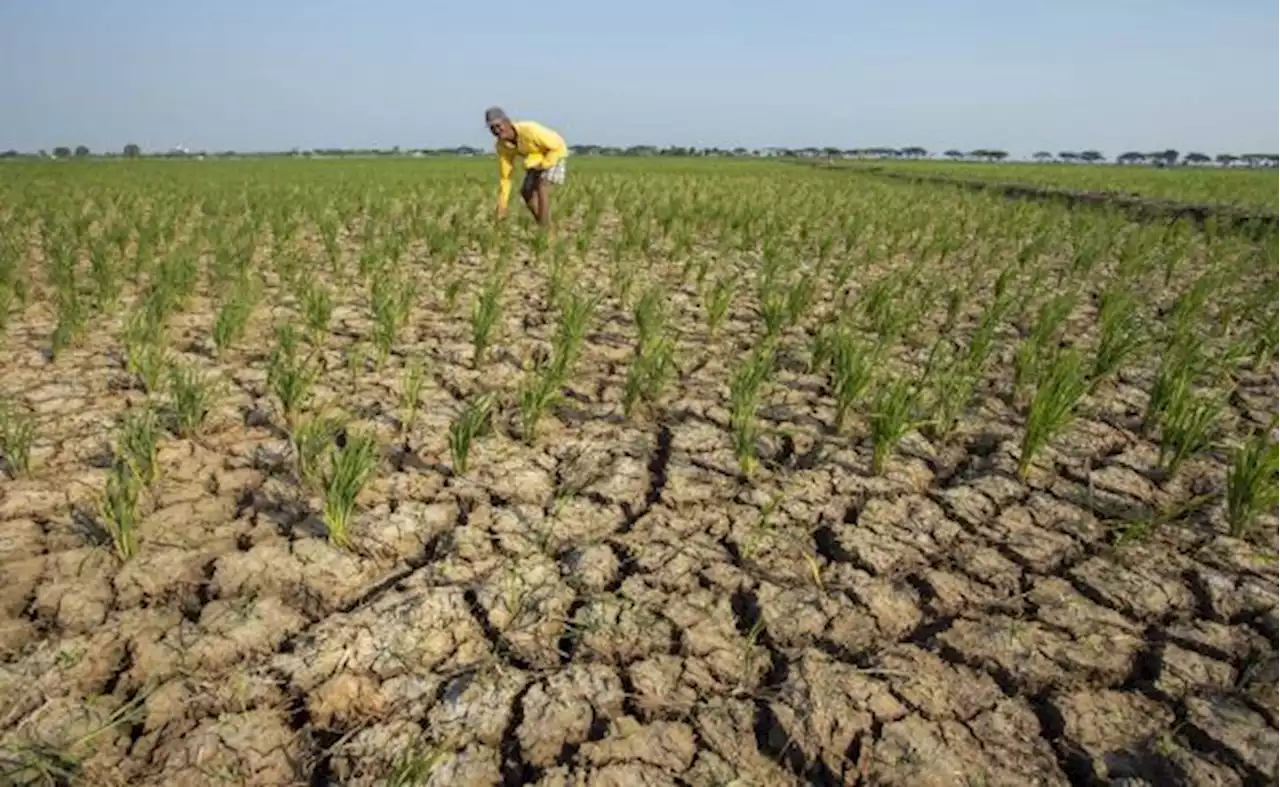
[{"x1": 1, "y1": 163, "x2": 1278, "y2": 787}]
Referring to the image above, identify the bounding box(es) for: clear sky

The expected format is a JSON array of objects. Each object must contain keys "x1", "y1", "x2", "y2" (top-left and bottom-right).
[{"x1": 2, "y1": 0, "x2": 1276, "y2": 156}]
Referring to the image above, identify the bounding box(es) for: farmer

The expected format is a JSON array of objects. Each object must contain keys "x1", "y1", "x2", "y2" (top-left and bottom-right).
[{"x1": 485, "y1": 107, "x2": 568, "y2": 228}]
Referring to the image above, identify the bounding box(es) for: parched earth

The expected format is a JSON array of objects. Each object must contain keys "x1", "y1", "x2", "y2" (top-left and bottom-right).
[{"x1": 1, "y1": 228, "x2": 1278, "y2": 783}]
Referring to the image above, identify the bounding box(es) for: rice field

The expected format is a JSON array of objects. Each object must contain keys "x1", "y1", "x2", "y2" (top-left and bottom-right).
[
  {"x1": 0, "y1": 157, "x2": 1276, "y2": 786},
  {"x1": 840, "y1": 159, "x2": 1280, "y2": 214}
]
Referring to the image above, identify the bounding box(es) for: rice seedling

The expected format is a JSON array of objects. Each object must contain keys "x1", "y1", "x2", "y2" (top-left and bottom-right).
[
  {"x1": 211, "y1": 274, "x2": 257, "y2": 356},
  {"x1": 728, "y1": 342, "x2": 774, "y2": 476},
  {"x1": 1157, "y1": 380, "x2": 1226, "y2": 478},
  {"x1": 1226, "y1": 425, "x2": 1279, "y2": 538},
  {"x1": 1091, "y1": 284, "x2": 1147, "y2": 387},
  {"x1": 470, "y1": 276, "x2": 504, "y2": 367},
  {"x1": 703, "y1": 273, "x2": 737, "y2": 337},
  {"x1": 321, "y1": 429, "x2": 378, "y2": 548},
  {"x1": 370, "y1": 273, "x2": 416, "y2": 366},
  {"x1": 167, "y1": 363, "x2": 219, "y2": 438},
  {"x1": 267, "y1": 324, "x2": 316, "y2": 428},
  {"x1": 518, "y1": 359, "x2": 562, "y2": 444},
  {"x1": 868, "y1": 375, "x2": 921, "y2": 475},
  {"x1": 384, "y1": 742, "x2": 449, "y2": 787},
  {"x1": 633, "y1": 284, "x2": 667, "y2": 348},
  {"x1": 398, "y1": 354, "x2": 428, "y2": 433},
  {"x1": 449, "y1": 393, "x2": 494, "y2": 475},
  {"x1": 1143, "y1": 335, "x2": 1201, "y2": 434},
  {"x1": 1013, "y1": 291, "x2": 1077, "y2": 395},
  {"x1": 291, "y1": 413, "x2": 341, "y2": 490},
  {"x1": 829, "y1": 327, "x2": 876, "y2": 433},
  {"x1": 1018, "y1": 347, "x2": 1091, "y2": 478},
  {"x1": 118, "y1": 405, "x2": 162, "y2": 485},
  {"x1": 622, "y1": 334, "x2": 677, "y2": 418},
  {"x1": 443, "y1": 276, "x2": 465, "y2": 312},
  {"x1": 551, "y1": 290, "x2": 597, "y2": 379},
  {"x1": 921, "y1": 337, "x2": 975, "y2": 440},
  {"x1": 785, "y1": 269, "x2": 817, "y2": 327},
  {"x1": 99, "y1": 460, "x2": 143, "y2": 560},
  {"x1": 300, "y1": 280, "x2": 334, "y2": 344},
  {"x1": 0, "y1": 400, "x2": 36, "y2": 478}
]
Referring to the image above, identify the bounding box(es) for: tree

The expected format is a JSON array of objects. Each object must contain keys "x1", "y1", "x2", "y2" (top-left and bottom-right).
[
  {"x1": 1079, "y1": 150, "x2": 1104, "y2": 163},
  {"x1": 1032, "y1": 151, "x2": 1053, "y2": 161},
  {"x1": 74, "y1": 145, "x2": 90, "y2": 158},
  {"x1": 123, "y1": 143, "x2": 141, "y2": 158},
  {"x1": 989, "y1": 150, "x2": 1009, "y2": 162},
  {"x1": 1183, "y1": 152, "x2": 1210, "y2": 166},
  {"x1": 1154, "y1": 149, "x2": 1178, "y2": 167},
  {"x1": 900, "y1": 146, "x2": 928, "y2": 158},
  {"x1": 52, "y1": 146, "x2": 72, "y2": 159},
  {"x1": 943, "y1": 149, "x2": 965, "y2": 160},
  {"x1": 1117, "y1": 152, "x2": 1145, "y2": 165},
  {"x1": 1057, "y1": 151, "x2": 1078, "y2": 162}
]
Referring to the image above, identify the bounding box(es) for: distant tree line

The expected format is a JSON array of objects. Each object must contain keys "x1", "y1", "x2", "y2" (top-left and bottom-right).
[{"x1": 2, "y1": 143, "x2": 1276, "y2": 168}]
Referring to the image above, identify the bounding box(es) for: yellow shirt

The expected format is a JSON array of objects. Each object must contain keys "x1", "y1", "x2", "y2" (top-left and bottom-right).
[{"x1": 496, "y1": 120, "x2": 568, "y2": 210}]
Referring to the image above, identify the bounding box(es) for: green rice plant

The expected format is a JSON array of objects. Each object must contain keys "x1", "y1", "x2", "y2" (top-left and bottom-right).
[
  {"x1": 267, "y1": 325, "x2": 316, "y2": 428},
  {"x1": 443, "y1": 276, "x2": 465, "y2": 313},
  {"x1": 1226, "y1": 425, "x2": 1279, "y2": 538},
  {"x1": 728, "y1": 343, "x2": 774, "y2": 476},
  {"x1": 785, "y1": 269, "x2": 817, "y2": 327},
  {"x1": 99, "y1": 460, "x2": 142, "y2": 560},
  {"x1": 370, "y1": 274, "x2": 416, "y2": 366},
  {"x1": 1091, "y1": 284, "x2": 1147, "y2": 386},
  {"x1": 1143, "y1": 335, "x2": 1200, "y2": 434},
  {"x1": 518, "y1": 360, "x2": 561, "y2": 444},
  {"x1": 384, "y1": 742, "x2": 449, "y2": 787},
  {"x1": 551, "y1": 291, "x2": 597, "y2": 379},
  {"x1": 0, "y1": 401, "x2": 36, "y2": 478},
  {"x1": 703, "y1": 273, "x2": 736, "y2": 337},
  {"x1": 829, "y1": 327, "x2": 875, "y2": 433},
  {"x1": 1018, "y1": 348, "x2": 1091, "y2": 478},
  {"x1": 759, "y1": 288, "x2": 789, "y2": 339},
  {"x1": 399, "y1": 354, "x2": 428, "y2": 433},
  {"x1": 211, "y1": 275, "x2": 257, "y2": 355},
  {"x1": 633, "y1": 284, "x2": 667, "y2": 348},
  {"x1": 1157, "y1": 380, "x2": 1226, "y2": 478},
  {"x1": 923, "y1": 338, "x2": 975, "y2": 440},
  {"x1": 868, "y1": 375, "x2": 921, "y2": 475},
  {"x1": 1013, "y1": 291, "x2": 1077, "y2": 394},
  {"x1": 118, "y1": 405, "x2": 162, "y2": 485},
  {"x1": 449, "y1": 393, "x2": 494, "y2": 475},
  {"x1": 131, "y1": 338, "x2": 170, "y2": 396},
  {"x1": 88, "y1": 241, "x2": 121, "y2": 312},
  {"x1": 1248, "y1": 307, "x2": 1278, "y2": 370},
  {"x1": 50, "y1": 282, "x2": 86, "y2": 360},
  {"x1": 290, "y1": 413, "x2": 340, "y2": 490},
  {"x1": 622, "y1": 335, "x2": 677, "y2": 417},
  {"x1": 470, "y1": 276, "x2": 504, "y2": 368},
  {"x1": 167, "y1": 363, "x2": 219, "y2": 438},
  {"x1": 300, "y1": 280, "x2": 334, "y2": 344},
  {"x1": 321, "y1": 430, "x2": 378, "y2": 548}
]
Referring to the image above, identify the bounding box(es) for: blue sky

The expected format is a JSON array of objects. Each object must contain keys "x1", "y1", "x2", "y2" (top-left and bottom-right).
[{"x1": 2, "y1": 0, "x2": 1276, "y2": 156}]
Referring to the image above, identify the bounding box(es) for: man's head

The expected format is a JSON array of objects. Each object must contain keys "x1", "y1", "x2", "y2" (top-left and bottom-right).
[{"x1": 485, "y1": 107, "x2": 516, "y2": 142}]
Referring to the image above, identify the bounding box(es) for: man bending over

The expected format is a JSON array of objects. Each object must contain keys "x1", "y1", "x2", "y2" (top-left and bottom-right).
[{"x1": 486, "y1": 106, "x2": 568, "y2": 228}]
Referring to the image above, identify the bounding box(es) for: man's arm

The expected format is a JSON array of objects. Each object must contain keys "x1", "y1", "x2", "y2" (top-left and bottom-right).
[{"x1": 496, "y1": 144, "x2": 515, "y2": 217}]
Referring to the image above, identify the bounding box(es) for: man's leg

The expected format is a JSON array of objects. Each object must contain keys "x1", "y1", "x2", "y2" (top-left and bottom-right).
[
  {"x1": 534, "y1": 177, "x2": 551, "y2": 227},
  {"x1": 520, "y1": 171, "x2": 540, "y2": 222}
]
